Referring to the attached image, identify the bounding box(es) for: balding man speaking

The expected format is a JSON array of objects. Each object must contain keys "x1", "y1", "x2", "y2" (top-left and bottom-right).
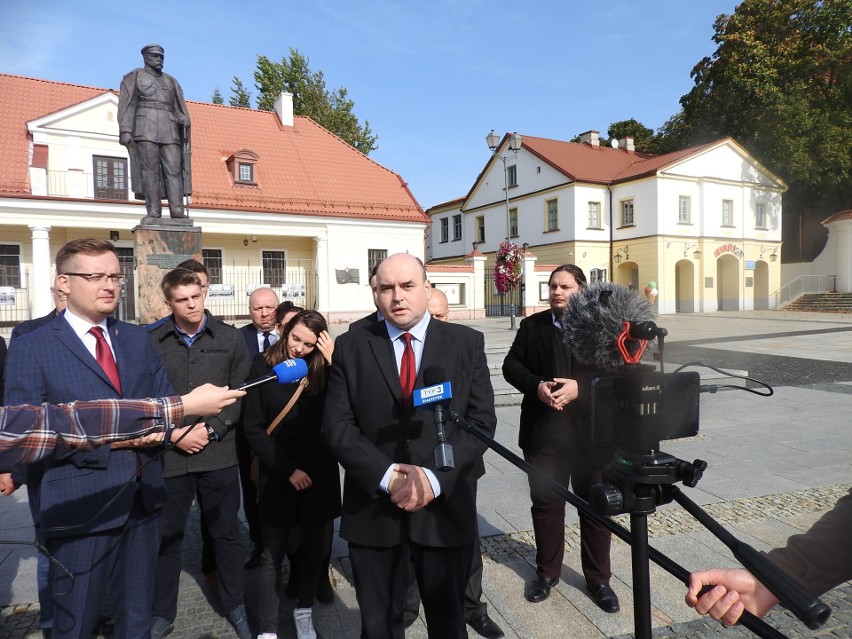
[{"x1": 323, "y1": 253, "x2": 496, "y2": 639}]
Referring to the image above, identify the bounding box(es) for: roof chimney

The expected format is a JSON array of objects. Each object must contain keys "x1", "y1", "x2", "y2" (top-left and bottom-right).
[
  {"x1": 274, "y1": 92, "x2": 294, "y2": 128},
  {"x1": 618, "y1": 136, "x2": 635, "y2": 152},
  {"x1": 579, "y1": 130, "x2": 600, "y2": 147}
]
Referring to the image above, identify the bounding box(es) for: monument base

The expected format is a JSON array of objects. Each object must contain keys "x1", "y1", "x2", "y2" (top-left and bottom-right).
[
  {"x1": 133, "y1": 223, "x2": 202, "y2": 324},
  {"x1": 139, "y1": 215, "x2": 194, "y2": 227}
]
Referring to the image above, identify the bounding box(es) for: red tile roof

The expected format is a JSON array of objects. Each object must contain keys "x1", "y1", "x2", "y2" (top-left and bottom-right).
[
  {"x1": 0, "y1": 73, "x2": 426, "y2": 223},
  {"x1": 822, "y1": 209, "x2": 852, "y2": 224},
  {"x1": 520, "y1": 135, "x2": 721, "y2": 185},
  {"x1": 0, "y1": 75, "x2": 104, "y2": 194}
]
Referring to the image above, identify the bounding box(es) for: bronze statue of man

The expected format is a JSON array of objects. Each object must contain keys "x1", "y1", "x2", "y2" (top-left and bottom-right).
[{"x1": 118, "y1": 44, "x2": 191, "y2": 222}]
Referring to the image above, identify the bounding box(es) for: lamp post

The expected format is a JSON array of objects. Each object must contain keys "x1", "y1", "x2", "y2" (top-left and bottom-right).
[
  {"x1": 487, "y1": 130, "x2": 523, "y2": 328},
  {"x1": 486, "y1": 130, "x2": 522, "y2": 241}
]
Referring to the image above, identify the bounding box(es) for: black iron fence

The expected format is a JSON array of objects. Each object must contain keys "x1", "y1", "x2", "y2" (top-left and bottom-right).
[{"x1": 483, "y1": 273, "x2": 520, "y2": 317}]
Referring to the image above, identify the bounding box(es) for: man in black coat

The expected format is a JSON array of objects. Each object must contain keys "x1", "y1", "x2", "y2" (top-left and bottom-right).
[
  {"x1": 323, "y1": 253, "x2": 496, "y2": 639},
  {"x1": 147, "y1": 268, "x2": 251, "y2": 639},
  {"x1": 502, "y1": 264, "x2": 619, "y2": 613}
]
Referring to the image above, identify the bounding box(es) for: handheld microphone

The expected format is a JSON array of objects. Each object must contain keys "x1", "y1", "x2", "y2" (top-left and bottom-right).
[
  {"x1": 238, "y1": 358, "x2": 308, "y2": 391},
  {"x1": 413, "y1": 367, "x2": 454, "y2": 471},
  {"x1": 562, "y1": 282, "x2": 658, "y2": 371}
]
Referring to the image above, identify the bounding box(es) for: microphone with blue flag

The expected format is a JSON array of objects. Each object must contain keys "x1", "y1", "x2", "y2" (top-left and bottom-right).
[
  {"x1": 237, "y1": 358, "x2": 308, "y2": 391},
  {"x1": 413, "y1": 373, "x2": 454, "y2": 471}
]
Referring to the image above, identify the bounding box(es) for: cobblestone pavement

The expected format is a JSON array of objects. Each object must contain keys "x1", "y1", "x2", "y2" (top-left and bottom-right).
[{"x1": 2, "y1": 312, "x2": 851, "y2": 638}]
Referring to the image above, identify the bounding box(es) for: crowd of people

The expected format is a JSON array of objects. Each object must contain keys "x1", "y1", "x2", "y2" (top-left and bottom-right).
[{"x1": 0, "y1": 239, "x2": 847, "y2": 639}]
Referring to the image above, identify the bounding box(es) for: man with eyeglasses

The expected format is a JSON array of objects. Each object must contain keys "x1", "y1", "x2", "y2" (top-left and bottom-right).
[{"x1": 4, "y1": 238, "x2": 177, "y2": 639}]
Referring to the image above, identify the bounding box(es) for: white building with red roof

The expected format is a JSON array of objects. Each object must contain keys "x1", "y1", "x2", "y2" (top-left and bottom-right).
[
  {"x1": 0, "y1": 73, "x2": 427, "y2": 324},
  {"x1": 427, "y1": 130, "x2": 787, "y2": 314}
]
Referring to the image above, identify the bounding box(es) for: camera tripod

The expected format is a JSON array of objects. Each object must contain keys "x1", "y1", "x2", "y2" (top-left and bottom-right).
[{"x1": 447, "y1": 410, "x2": 831, "y2": 639}]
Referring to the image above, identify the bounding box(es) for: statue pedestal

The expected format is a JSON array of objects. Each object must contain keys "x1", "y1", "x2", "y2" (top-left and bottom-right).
[{"x1": 133, "y1": 221, "x2": 202, "y2": 324}]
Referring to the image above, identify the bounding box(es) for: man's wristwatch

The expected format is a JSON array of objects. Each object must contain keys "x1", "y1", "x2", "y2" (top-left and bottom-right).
[{"x1": 204, "y1": 424, "x2": 218, "y2": 441}]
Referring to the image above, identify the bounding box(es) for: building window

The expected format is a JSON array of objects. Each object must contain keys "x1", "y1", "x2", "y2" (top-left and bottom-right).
[
  {"x1": 509, "y1": 208, "x2": 518, "y2": 238},
  {"x1": 93, "y1": 156, "x2": 128, "y2": 200},
  {"x1": 238, "y1": 163, "x2": 254, "y2": 183},
  {"x1": 507, "y1": 165, "x2": 518, "y2": 187},
  {"x1": 678, "y1": 196, "x2": 691, "y2": 224},
  {"x1": 202, "y1": 249, "x2": 223, "y2": 285},
  {"x1": 367, "y1": 249, "x2": 387, "y2": 275},
  {"x1": 476, "y1": 216, "x2": 485, "y2": 244},
  {"x1": 588, "y1": 202, "x2": 601, "y2": 229},
  {"x1": 621, "y1": 200, "x2": 634, "y2": 227},
  {"x1": 262, "y1": 250, "x2": 287, "y2": 287},
  {"x1": 722, "y1": 199, "x2": 734, "y2": 226},
  {"x1": 755, "y1": 203, "x2": 767, "y2": 229},
  {"x1": 227, "y1": 149, "x2": 259, "y2": 185},
  {"x1": 0, "y1": 244, "x2": 21, "y2": 287},
  {"x1": 546, "y1": 199, "x2": 558, "y2": 232},
  {"x1": 452, "y1": 214, "x2": 462, "y2": 241},
  {"x1": 439, "y1": 218, "x2": 449, "y2": 243},
  {"x1": 589, "y1": 268, "x2": 607, "y2": 284}
]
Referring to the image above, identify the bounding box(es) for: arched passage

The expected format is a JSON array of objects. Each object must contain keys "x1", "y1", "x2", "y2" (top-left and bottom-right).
[
  {"x1": 717, "y1": 254, "x2": 740, "y2": 311},
  {"x1": 675, "y1": 259, "x2": 695, "y2": 313},
  {"x1": 754, "y1": 260, "x2": 770, "y2": 310}
]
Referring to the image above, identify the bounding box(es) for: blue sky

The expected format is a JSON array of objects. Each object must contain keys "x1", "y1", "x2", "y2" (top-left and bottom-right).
[{"x1": 0, "y1": 0, "x2": 738, "y2": 210}]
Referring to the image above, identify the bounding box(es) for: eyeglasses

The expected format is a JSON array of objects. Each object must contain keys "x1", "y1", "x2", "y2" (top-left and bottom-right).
[{"x1": 63, "y1": 272, "x2": 127, "y2": 285}]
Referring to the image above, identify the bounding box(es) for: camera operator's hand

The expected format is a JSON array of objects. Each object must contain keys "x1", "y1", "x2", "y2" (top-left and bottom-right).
[
  {"x1": 537, "y1": 377, "x2": 578, "y2": 411},
  {"x1": 686, "y1": 568, "x2": 779, "y2": 626}
]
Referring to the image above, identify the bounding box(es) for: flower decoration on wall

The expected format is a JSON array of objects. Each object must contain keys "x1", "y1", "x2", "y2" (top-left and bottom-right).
[{"x1": 494, "y1": 240, "x2": 524, "y2": 294}]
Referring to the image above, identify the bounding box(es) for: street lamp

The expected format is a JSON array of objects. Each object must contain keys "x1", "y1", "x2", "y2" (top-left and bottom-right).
[
  {"x1": 760, "y1": 246, "x2": 778, "y2": 262},
  {"x1": 486, "y1": 130, "x2": 523, "y2": 329},
  {"x1": 613, "y1": 246, "x2": 630, "y2": 264},
  {"x1": 486, "y1": 130, "x2": 523, "y2": 241},
  {"x1": 683, "y1": 243, "x2": 701, "y2": 260}
]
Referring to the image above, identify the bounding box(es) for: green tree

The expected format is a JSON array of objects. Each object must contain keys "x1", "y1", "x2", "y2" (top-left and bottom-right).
[
  {"x1": 605, "y1": 119, "x2": 655, "y2": 152},
  {"x1": 211, "y1": 87, "x2": 224, "y2": 105},
  {"x1": 658, "y1": 0, "x2": 852, "y2": 259},
  {"x1": 250, "y1": 49, "x2": 377, "y2": 154},
  {"x1": 229, "y1": 77, "x2": 252, "y2": 108}
]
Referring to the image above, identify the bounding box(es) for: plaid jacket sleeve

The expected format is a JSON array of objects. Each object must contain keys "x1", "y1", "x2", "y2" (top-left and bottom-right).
[{"x1": 0, "y1": 396, "x2": 184, "y2": 468}]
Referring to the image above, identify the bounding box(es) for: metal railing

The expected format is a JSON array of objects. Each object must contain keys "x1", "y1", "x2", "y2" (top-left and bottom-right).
[{"x1": 773, "y1": 274, "x2": 836, "y2": 307}]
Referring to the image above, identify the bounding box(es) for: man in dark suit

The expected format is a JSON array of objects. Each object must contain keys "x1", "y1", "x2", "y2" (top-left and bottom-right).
[
  {"x1": 239, "y1": 287, "x2": 280, "y2": 358},
  {"x1": 235, "y1": 286, "x2": 279, "y2": 568},
  {"x1": 3, "y1": 239, "x2": 179, "y2": 639},
  {"x1": 10, "y1": 281, "x2": 67, "y2": 339},
  {"x1": 502, "y1": 264, "x2": 619, "y2": 612},
  {"x1": 323, "y1": 253, "x2": 496, "y2": 639}
]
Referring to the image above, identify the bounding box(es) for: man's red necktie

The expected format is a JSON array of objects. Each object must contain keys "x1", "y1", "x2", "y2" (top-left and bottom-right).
[
  {"x1": 399, "y1": 332, "x2": 415, "y2": 408},
  {"x1": 89, "y1": 326, "x2": 122, "y2": 393}
]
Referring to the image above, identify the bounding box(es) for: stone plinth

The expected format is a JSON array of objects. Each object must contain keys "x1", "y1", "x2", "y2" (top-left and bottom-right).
[{"x1": 133, "y1": 222, "x2": 202, "y2": 324}]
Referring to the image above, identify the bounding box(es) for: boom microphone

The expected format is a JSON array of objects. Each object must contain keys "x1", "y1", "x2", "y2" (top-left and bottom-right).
[
  {"x1": 563, "y1": 282, "x2": 659, "y2": 371},
  {"x1": 238, "y1": 358, "x2": 308, "y2": 391}
]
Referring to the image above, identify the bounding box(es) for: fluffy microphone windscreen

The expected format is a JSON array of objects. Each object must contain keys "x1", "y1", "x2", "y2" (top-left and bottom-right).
[{"x1": 563, "y1": 282, "x2": 655, "y2": 371}]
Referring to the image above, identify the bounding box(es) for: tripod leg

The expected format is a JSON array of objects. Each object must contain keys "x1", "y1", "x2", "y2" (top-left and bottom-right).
[{"x1": 630, "y1": 512, "x2": 652, "y2": 639}]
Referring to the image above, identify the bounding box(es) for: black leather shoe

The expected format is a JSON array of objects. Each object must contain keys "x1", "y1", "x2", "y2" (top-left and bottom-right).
[
  {"x1": 524, "y1": 575, "x2": 559, "y2": 603},
  {"x1": 587, "y1": 582, "x2": 620, "y2": 613},
  {"x1": 467, "y1": 613, "x2": 505, "y2": 638},
  {"x1": 244, "y1": 545, "x2": 263, "y2": 569}
]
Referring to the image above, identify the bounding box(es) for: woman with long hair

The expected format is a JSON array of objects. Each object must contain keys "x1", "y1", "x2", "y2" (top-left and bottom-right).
[{"x1": 242, "y1": 309, "x2": 340, "y2": 639}]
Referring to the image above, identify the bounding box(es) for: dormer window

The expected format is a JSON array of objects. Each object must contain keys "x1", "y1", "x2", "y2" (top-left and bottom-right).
[{"x1": 226, "y1": 149, "x2": 259, "y2": 185}]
